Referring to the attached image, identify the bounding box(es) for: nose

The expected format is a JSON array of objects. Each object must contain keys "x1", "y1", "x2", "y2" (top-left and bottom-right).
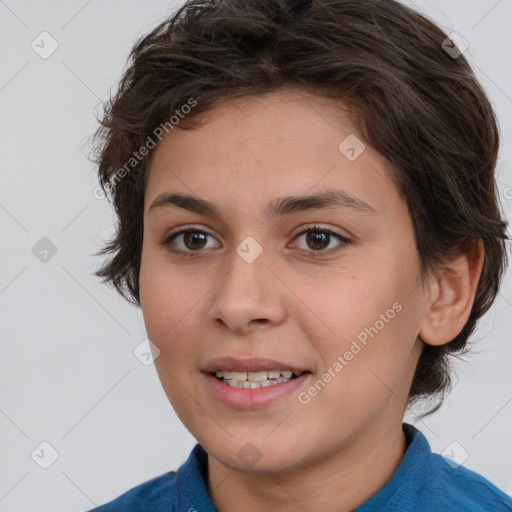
[{"x1": 207, "y1": 248, "x2": 287, "y2": 335}]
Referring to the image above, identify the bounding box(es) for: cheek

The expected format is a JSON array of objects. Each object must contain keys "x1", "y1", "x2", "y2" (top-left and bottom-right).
[
  {"x1": 139, "y1": 250, "x2": 192, "y2": 347},
  {"x1": 302, "y1": 270, "x2": 399, "y2": 349},
  {"x1": 304, "y1": 264, "x2": 417, "y2": 388}
]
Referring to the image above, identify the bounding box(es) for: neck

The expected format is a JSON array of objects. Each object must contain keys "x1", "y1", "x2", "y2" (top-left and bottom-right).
[{"x1": 207, "y1": 417, "x2": 407, "y2": 512}]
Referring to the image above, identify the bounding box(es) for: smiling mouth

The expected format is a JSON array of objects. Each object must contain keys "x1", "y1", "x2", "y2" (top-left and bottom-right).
[{"x1": 211, "y1": 370, "x2": 306, "y2": 389}]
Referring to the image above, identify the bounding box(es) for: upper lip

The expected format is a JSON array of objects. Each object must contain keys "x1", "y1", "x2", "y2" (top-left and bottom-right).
[{"x1": 203, "y1": 356, "x2": 310, "y2": 375}]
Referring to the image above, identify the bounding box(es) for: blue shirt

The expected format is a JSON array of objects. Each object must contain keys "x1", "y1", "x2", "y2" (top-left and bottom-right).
[{"x1": 90, "y1": 423, "x2": 512, "y2": 511}]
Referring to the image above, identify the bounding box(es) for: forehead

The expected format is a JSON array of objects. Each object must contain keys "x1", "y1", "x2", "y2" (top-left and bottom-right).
[{"x1": 144, "y1": 89, "x2": 400, "y2": 219}]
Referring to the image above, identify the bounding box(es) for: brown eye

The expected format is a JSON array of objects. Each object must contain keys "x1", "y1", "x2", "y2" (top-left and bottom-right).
[
  {"x1": 291, "y1": 225, "x2": 351, "y2": 255},
  {"x1": 305, "y1": 231, "x2": 330, "y2": 250},
  {"x1": 181, "y1": 232, "x2": 208, "y2": 250},
  {"x1": 163, "y1": 229, "x2": 220, "y2": 253}
]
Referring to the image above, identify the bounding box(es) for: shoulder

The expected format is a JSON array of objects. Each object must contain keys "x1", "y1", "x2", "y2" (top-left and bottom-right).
[
  {"x1": 410, "y1": 428, "x2": 512, "y2": 511},
  {"x1": 88, "y1": 471, "x2": 177, "y2": 511},
  {"x1": 364, "y1": 424, "x2": 512, "y2": 512}
]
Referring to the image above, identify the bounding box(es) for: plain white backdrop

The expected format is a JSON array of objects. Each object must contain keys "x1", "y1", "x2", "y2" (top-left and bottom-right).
[{"x1": 0, "y1": 1, "x2": 511, "y2": 511}]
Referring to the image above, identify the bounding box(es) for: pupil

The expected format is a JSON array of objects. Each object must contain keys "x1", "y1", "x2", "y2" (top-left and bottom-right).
[{"x1": 307, "y1": 231, "x2": 329, "y2": 250}]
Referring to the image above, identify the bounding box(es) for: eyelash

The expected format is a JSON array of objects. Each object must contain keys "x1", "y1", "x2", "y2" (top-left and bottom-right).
[{"x1": 161, "y1": 224, "x2": 352, "y2": 258}]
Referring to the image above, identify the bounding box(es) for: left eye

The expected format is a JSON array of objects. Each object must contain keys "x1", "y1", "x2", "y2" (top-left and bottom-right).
[{"x1": 290, "y1": 226, "x2": 350, "y2": 253}]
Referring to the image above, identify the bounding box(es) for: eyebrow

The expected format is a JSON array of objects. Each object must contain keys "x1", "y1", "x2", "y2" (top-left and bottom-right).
[{"x1": 148, "y1": 189, "x2": 376, "y2": 217}]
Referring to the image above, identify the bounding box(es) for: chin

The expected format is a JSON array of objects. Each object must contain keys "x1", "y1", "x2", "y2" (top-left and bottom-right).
[{"x1": 203, "y1": 435, "x2": 312, "y2": 475}]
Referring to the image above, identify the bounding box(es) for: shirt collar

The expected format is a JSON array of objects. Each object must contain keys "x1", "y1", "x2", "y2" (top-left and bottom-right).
[
  {"x1": 174, "y1": 442, "x2": 217, "y2": 512},
  {"x1": 354, "y1": 423, "x2": 430, "y2": 511}
]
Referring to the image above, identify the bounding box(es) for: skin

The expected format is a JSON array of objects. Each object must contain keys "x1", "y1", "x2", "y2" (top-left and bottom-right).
[{"x1": 139, "y1": 89, "x2": 484, "y2": 512}]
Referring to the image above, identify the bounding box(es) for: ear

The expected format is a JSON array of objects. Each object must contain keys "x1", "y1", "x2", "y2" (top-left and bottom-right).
[{"x1": 418, "y1": 239, "x2": 484, "y2": 346}]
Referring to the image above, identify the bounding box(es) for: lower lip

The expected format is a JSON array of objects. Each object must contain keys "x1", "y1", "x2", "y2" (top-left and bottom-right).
[{"x1": 203, "y1": 372, "x2": 311, "y2": 409}]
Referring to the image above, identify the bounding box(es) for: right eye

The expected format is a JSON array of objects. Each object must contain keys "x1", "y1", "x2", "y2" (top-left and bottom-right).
[{"x1": 162, "y1": 228, "x2": 221, "y2": 255}]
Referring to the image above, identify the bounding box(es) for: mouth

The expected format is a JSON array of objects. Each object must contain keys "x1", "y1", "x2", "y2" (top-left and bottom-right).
[
  {"x1": 211, "y1": 369, "x2": 305, "y2": 389},
  {"x1": 202, "y1": 357, "x2": 312, "y2": 408}
]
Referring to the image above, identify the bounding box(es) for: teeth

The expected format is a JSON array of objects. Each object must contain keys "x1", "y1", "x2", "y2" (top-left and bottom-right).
[
  {"x1": 224, "y1": 371, "x2": 248, "y2": 380},
  {"x1": 223, "y1": 378, "x2": 292, "y2": 389},
  {"x1": 213, "y1": 369, "x2": 305, "y2": 389},
  {"x1": 215, "y1": 369, "x2": 301, "y2": 381},
  {"x1": 247, "y1": 371, "x2": 267, "y2": 382}
]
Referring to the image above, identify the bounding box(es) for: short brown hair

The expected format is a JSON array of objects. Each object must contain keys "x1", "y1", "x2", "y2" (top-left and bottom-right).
[{"x1": 90, "y1": 0, "x2": 509, "y2": 415}]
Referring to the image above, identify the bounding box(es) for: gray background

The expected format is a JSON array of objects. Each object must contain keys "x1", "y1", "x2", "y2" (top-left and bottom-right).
[{"x1": 0, "y1": 1, "x2": 511, "y2": 511}]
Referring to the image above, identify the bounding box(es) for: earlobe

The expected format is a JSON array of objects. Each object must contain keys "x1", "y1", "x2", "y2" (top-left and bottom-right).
[{"x1": 418, "y1": 239, "x2": 484, "y2": 347}]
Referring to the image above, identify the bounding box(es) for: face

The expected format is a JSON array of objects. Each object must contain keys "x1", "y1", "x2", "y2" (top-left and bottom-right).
[{"x1": 139, "y1": 89, "x2": 429, "y2": 474}]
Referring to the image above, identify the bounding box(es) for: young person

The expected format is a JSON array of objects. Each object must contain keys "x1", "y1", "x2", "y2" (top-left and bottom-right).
[{"x1": 89, "y1": 0, "x2": 512, "y2": 510}]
